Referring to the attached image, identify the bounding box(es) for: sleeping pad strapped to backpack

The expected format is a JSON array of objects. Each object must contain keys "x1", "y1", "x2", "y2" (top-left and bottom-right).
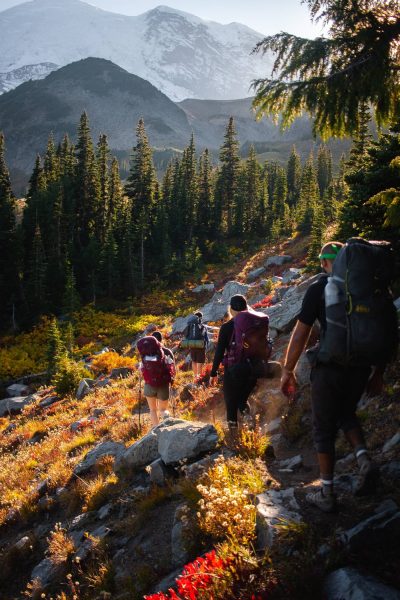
[
  {"x1": 223, "y1": 309, "x2": 272, "y2": 378},
  {"x1": 137, "y1": 336, "x2": 175, "y2": 387},
  {"x1": 318, "y1": 238, "x2": 398, "y2": 366}
]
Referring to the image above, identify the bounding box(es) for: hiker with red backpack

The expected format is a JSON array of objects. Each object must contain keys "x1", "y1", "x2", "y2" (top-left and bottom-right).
[
  {"x1": 280, "y1": 240, "x2": 398, "y2": 512},
  {"x1": 182, "y1": 311, "x2": 210, "y2": 382},
  {"x1": 210, "y1": 294, "x2": 272, "y2": 436},
  {"x1": 137, "y1": 331, "x2": 176, "y2": 427}
]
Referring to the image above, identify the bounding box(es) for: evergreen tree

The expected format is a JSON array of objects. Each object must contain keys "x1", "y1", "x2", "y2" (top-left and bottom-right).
[
  {"x1": 286, "y1": 145, "x2": 301, "y2": 207},
  {"x1": 46, "y1": 318, "x2": 64, "y2": 376},
  {"x1": 217, "y1": 117, "x2": 240, "y2": 235},
  {"x1": 62, "y1": 259, "x2": 80, "y2": 314},
  {"x1": 0, "y1": 133, "x2": 18, "y2": 328},
  {"x1": 298, "y1": 152, "x2": 319, "y2": 233},
  {"x1": 317, "y1": 144, "x2": 333, "y2": 199},
  {"x1": 97, "y1": 133, "x2": 111, "y2": 244},
  {"x1": 197, "y1": 149, "x2": 214, "y2": 251},
  {"x1": 126, "y1": 118, "x2": 156, "y2": 288},
  {"x1": 26, "y1": 224, "x2": 48, "y2": 315},
  {"x1": 307, "y1": 202, "x2": 325, "y2": 269}
]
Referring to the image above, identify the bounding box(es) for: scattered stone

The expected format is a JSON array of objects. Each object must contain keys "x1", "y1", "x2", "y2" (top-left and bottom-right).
[
  {"x1": 337, "y1": 500, "x2": 400, "y2": 551},
  {"x1": 109, "y1": 367, "x2": 133, "y2": 380},
  {"x1": 324, "y1": 567, "x2": 400, "y2": 600},
  {"x1": 247, "y1": 267, "x2": 266, "y2": 282},
  {"x1": 94, "y1": 377, "x2": 111, "y2": 389},
  {"x1": 70, "y1": 513, "x2": 92, "y2": 530},
  {"x1": 192, "y1": 283, "x2": 215, "y2": 293},
  {"x1": 74, "y1": 441, "x2": 125, "y2": 476},
  {"x1": 278, "y1": 454, "x2": 302, "y2": 471},
  {"x1": 92, "y1": 407, "x2": 106, "y2": 418},
  {"x1": 76, "y1": 378, "x2": 95, "y2": 400},
  {"x1": 115, "y1": 430, "x2": 159, "y2": 472},
  {"x1": 256, "y1": 488, "x2": 302, "y2": 550},
  {"x1": 98, "y1": 503, "x2": 112, "y2": 520},
  {"x1": 265, "y1": 255, "x2": 292, "y2": 267},
  {"x1": 266, "y1": 417, "x2": 281, "y2": 433},
  {"x1": 281, "y1": 268, "x2": 302, "y2": 284},
  {"x1": 382, "y1": 431, "x2": 400, "y2": 453},
  {"x1": 91, "y1": 524, "x2": 111, "y2": 540},
  {"x1": 171, "y1": 504, "x2": 191, "y2": 567},
  {"x1": 14, "y1": 536, "x2": 32, "y2": 553},
  {"x1": 157, "y1": 420, "x2": 219, "y2": 465},
  {"x1": 6, "y1": 383, "x2": 30, "y2": 397},
  {"x1": 148, "y1": 458, "x2": 169, "y2": 486},
  {"x1": 30, "y1": 558, "x2": 66, "y2": 591},
  {"x1": 69, "y1": 530, "x2": 84, "y2": 548},
  {"x1": 39, "y1": 395, "x2": 60, "y2": 408},
  {"x1": 0, "y1": 395, "x2": 36, "y2": 417},
  {"x1": 270, "y1": 276, "x2": 283, "y2": 283}
]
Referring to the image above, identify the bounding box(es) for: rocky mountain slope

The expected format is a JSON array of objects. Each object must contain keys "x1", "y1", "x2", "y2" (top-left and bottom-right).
[
  {"x1": 0, "y1": 0, "x2": 272, "y2": 101},
  {"x1": 0, "y1": 236, "x2": 399, "y2": 599}
]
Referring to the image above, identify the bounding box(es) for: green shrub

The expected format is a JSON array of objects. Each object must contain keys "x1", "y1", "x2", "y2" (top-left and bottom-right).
[{"x1": 52, "y1": 356, "x2": 92, "y2": 396}]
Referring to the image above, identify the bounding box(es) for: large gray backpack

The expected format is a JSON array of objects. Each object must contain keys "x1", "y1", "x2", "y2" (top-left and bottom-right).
[{"x1": 318, "y1": 238, "x2": 398, "y2": 366}]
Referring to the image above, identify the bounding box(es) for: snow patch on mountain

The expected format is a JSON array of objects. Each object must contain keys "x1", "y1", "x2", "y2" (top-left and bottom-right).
[
  {"x1": 0, "y1": 63, "x2": 58, "y2": 93},
  {"x1": 0, "y1": 1, "x2": 273, "y2": 101}
]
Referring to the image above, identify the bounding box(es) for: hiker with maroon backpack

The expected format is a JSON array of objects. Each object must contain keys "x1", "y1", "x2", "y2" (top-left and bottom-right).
[
  {"x1": 137, "y1": 331, "x2": 176, "y2": 427},
  {"x1": 210, "y1": 294, "x2": 272, "y2": 435},
  {"x1": 281, "y1": 240, "x2": 398, "y2": 512}
]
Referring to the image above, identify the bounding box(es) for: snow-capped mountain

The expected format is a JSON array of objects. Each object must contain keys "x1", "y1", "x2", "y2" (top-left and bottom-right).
[{"x1": 0, "y1": 0, "x2": 273, "y2": 101}]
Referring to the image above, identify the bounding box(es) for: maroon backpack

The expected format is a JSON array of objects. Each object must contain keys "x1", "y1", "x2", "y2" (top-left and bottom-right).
[
  {"x1": 137, "y1": 336, "x2": 175, "y2": 387},
  {"x1": 223, "y1": 310, "x2": 272, "y2": 373}
]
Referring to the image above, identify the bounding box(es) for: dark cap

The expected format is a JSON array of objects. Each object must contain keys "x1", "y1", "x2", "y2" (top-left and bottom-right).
[
  {"x1": 151, "y1": 331, "x2": 162, "y2": 342},
  {"x1": 194, "y1": 311, "x2": 203, "y2": 319},
  {"x1": 230, "y1": 294, "x2": 247, "y2": 311}
]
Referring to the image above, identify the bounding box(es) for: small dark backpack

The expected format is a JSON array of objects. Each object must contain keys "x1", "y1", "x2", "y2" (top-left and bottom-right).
[
  {"x1": 186, "y1": 315, "x2": 205, "y2": 341},
  {"x1": 318, "y1": 238, "x2": 398, "y2": 366},
  {"x1": 137, "y1": 336, "x2": 174, "y2": 386},
  {"x1": 223, "y1": 310, "x2": 272, "y2": 377}
]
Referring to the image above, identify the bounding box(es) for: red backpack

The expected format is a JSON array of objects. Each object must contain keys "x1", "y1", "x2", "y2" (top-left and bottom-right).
[
  {"x1": 137, "y1": 336, "x2": 175, "y2": 387},
  {"x1": 223, "y1": 310, "x2": 272, "y2": 374}
]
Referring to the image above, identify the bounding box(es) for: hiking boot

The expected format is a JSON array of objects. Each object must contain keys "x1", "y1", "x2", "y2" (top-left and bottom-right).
[
  {"x1": 353, "y1": 461, "x2": 380, "y2": 496},
  {"x1": 305, "y1": 488, "x2": 337, "y2": 513}
]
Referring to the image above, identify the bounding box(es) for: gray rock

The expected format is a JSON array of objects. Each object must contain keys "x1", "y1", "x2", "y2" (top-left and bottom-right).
[
  {"x1": 394, "y1": 297, "x2": 400, "y2": 311},
  {"x1": 157, "y1": 420, "x2": 218, "y2": 465},
  {"x1": 271, "y1": 276, "x2": 283, "y2": 283},
  {"x1": 171, "y1": 505, "x2": 191, "y2": 567},
  {"x1": 265, "y1": 255, "x2": 292, "y2": 267},
  {"x1": 382, "y1": 461, "x2": 400, "y2": 479},
  {"x1": 39, "y1": 395, "x2": 60, "y2": 408},
  {"x1": 115, "y1": 430, "x2": 159, "y2": 472},
  {"x1": 192, "y1": 283, "x2": 215, "y2": 293},
  {"x1": 182, "y1": 450, "x2": 233, "y2": 480},
  {"x1": 324, "y1": 567, "x2": 400, "y2": 600},
  {"x1": 382, "y1": 431, "x2": 400, "y2": 453},
  {"x1": 338, "y1": 501, "x2": 400, "y2": 551},
  {"x1": 256, "y1": 488, "x2": 302, "y2": 550},
  {"x1": 98, "y1": 503, "x2": 112, "y2": 520},
  {"x1": 74, "y1": 441, "x2": 125, "y2": 475},
  {"x1": 70, "y1": 513, "x2": 92, "y2": 530},
  {"x1": 31, "y1": 558, "x2": 65, "y2": 590},
  {"x1": 0, "y1": 395, "x2": 36, "y2": 417},
  {"x1": 262, "y1": 274, "x2": 321, "y2": 333},
  {"x1": 94, "y1": 377, "x2": 111, "y2": 389},
  {"x1": 266, "y1": 417, "x2": 281, "y2": 434},
  {"x1": 14, "y1": 536, "x2": 32, "y2": 552},
  {"x1": 91, "y1": 524, "x2": 111, "y2": 539},
  {"x1": 109, "y1": 367, "x2": 133, "y2": 380},
  {"x1": 281, "y1": 268, "x2": 302, "y2": 284},
  {"x1": 149, "y1": 458, "x2": 169, "y2": 486},
  {"x1": 278, "y1": 454, "x2": 302, "y2": 471},
  {"x1": 6, "y1": 383, "x2": 30, "y2": 397},
  {"x1": 76, "y1": 378, "x2": 95, "y2": 400},
  {"x1": 247, "y1": 267, "x2": 266, "y2": 282},
  {"x1": 171, "y1": 316, "x2": 190, "y2": 335}
]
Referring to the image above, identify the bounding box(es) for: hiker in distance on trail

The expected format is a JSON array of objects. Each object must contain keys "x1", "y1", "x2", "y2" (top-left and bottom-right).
[
  {"x1": 137, "y1": 331, "x2": 176, "y2": 427},
  {"x1": 181, "y1": 311, "x2": 209, "y2": 382},
  {"x1": 281, "y1": 239, "x2": 398, "y2": 513},
  {"x1": 210, "y1": 294, "x2": 273, "y2": 440}
]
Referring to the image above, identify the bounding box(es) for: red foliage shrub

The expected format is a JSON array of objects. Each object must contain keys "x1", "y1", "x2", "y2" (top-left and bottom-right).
[{"x1": 252, "y1": 294, "x2": 274, "y2": 310}]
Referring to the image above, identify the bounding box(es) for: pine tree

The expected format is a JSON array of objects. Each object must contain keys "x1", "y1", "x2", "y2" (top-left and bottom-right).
[
  {"x1": 97, "y1": 133, "x2": 110, "y2": 244},
  {"x1": 0, "y1": 133, "x2": 18, "y2": 328},
  {"x1": 217, "y1": 117, "x2": 240, "y2": 235},
  {"x1": 26, "y1": 224, "x2": 48, "y2": 315},
  {"x1": 62, "y1": 259, "x2": 80, "y2": 314},
  {"x1": 197, "y1": 149, "x2": 213, "y2": 251},
  {"x1": 126, "y1": 118, "x2": 156, "y2": 288},
  {"x1": 307, "y1": 202, "x2": 325, "y2": 269},
  {"x1": 46, "y1": 318, "x2": 65, "y2": 376},
  {"x1": 298, "y1": 152, "x2": 319, "y2": 234},
  {"x1": 286, "y1": 145, "x2": 301, "y2": 207},
  {"x1": 317, "y1": 144, "x2": 333, "y2": 200}
]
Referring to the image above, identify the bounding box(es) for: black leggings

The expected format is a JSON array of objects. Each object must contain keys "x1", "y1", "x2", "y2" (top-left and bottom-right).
[{"x1": 223, "y1": 367, "x2": 257, "y2": 425}]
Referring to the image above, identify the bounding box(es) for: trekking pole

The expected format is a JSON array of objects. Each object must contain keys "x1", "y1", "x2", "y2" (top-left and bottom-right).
[{"x1": 138, "y1": 370, "x2": 142, "y2": 435}]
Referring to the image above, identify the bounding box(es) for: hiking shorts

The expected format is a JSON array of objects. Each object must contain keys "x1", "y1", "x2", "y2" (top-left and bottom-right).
[
  {"x1": 311, "y1": 363, "x2": 371, "y2": 454},
  {"x1": 144, "y1": 383, "x2": 170, "y2": 400},
  {"x1": 190, "y1": 347, "x2": 206, "y2": 363}
]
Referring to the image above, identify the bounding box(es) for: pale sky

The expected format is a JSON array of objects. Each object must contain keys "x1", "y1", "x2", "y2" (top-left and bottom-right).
[{"x1": 0, "y1": 0, "x2": 324, "y2": 38}]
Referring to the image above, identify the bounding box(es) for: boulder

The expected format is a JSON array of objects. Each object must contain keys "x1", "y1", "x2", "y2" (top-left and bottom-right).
[
  {"x1": 265, "y1": 417, "x2": 281, "y2": 434},
  {"x1": 337, "y1": 500, "x2": 400, "y2": 551},
  {"x1": 74, "y1": 441, "x2": 125, "y2": 475},
  {"x1": 171, "y1": 316, "x2": 190, "y2": 335},
  {"x1": 6, "y1": 383, "x2": 30, "y2": 397},
  {"x1": 247, "y1": 267, "x2": 266, "y2": 282},
  {"x1": 256, "y1": 488, "x2": 302, "y2": 550},
  {"x1": 265, "y1": 255, "x2": 292, "y2": 267},
  {"x1": 262, "y1": 274, "x2": 321, "y2": 333},
  {"x1": 39, "y1": 395, "x2": 60, "y2": 408},
  {"x1": 31, "y1": 558, "x2": 66, "y2": 591},
  {"x1": 281, "y1": 268, "x2": 302, "y2": 284},
  {"x1": 324, "y1": 567, "x2": 400, "y2": 600},
  {"x1": 97, "y1": 503, "x2": 112, "y2": 520},
  {"x1": 0, "y1": 395, "x2": 36, "y2": 417},
  {"x1": 76, "y1": 378, "x2": 95, "y2": 400},
  {"x1": 192, "y1": 283, "x2": 215, "y2": 293},
  {"x1": 157, "y1": 420, "x2": 219, "y2": 465},
  {"x1": 109, "y1": 367, "x2": 133, "y2": 380},
  {"x1": 278, "y1": 454, "x2": 303, "y2": 471},
  {"x1": 115, "y1": 430, "x2": 159, "y2": 472},
  {"x1": 382, "y1": 431, "x2": 400, "y2": 453},
  {"x1": 148, "y1": 457, "x2": 169, "y2": 486}
]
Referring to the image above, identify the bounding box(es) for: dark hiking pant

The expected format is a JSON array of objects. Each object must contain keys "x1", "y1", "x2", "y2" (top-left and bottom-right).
[
  {"x1": 223, "y1": 365, "x2": 257, "y2": 425},
  {"x1": 311, "y1": 363, "x2": 371, "y2": 455}
]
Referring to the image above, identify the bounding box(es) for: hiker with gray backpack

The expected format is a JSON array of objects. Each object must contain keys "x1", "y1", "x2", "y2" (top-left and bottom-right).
[
  {"x1": 210, "y1": 294, "x2": 273, "y2": 439},
  {"x1": 280, "y1": 239, "x2": 398, "y2": 512},
  {"x1": 181, "y1": 311, "x2": 209, "y2": 382}
]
